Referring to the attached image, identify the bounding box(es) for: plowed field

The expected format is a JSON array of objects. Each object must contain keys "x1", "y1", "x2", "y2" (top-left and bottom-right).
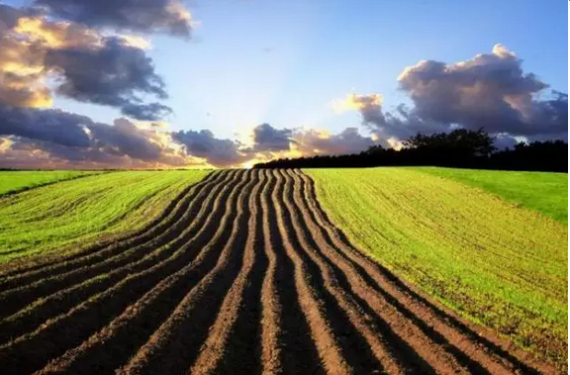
[{"x1": 0, "y1": 169, "x2": 555, "y2": 374}]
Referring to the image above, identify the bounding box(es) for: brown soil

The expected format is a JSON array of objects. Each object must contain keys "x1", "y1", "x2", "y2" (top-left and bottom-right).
[{"x1": 0, "y1": 169, "x2": 559, "y2": 375}]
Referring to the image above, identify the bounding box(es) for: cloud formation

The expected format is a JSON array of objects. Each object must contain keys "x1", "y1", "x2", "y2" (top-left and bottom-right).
[
  {"x1": 46, "y1": 37, "x2": 170, "y2": 120},
  {"x1": 171, "y1": 123, "x2": 377, "y2": 168},
  {"x1": 0, "y1": 2, "x2": 191, "y2": 168},
  {"x1": 0, "y1": 104, "x2": 193, "y2": 168},
  {"x1": 292, "y1": 127, "x2": 376, "y2": 157},
  {"x1": 172, "y1": 130, "x2": 250, "y2": 168},
  {"x1": 251, "y1": 123, "x2": 293, "y2": 152},
  {"x1": 0, "y1": 5, "x2": 170, "y2": 121},
  {"x1": 1, "y1": 24, "x2": 566, "y2": 169},
  {"x1": 0, "y1": 2, "x2": 381, "y2": 168},
  {"x1": 0, "y1": 6, "x2": 52, "y2": 108},
  {"x1": 35, "y1": 0, "x2": 193, "y2": 37},
  {"x1": 398, "y1": 44, "x2": 566, "y2": 138},
  {"x1": 336, "y1": 44, "x2": 568, "y2": 147},
  {"x1": 333, "y1": 93, "x2": 385, "y2": 125}
]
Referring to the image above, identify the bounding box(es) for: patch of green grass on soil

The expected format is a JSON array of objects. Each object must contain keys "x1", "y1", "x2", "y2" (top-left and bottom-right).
[
  {"x1": 0, "y1": 170, "x2": 209, "y2": 262},
  {"x1": 0, "y1": 171, "x2": 101, "y2": 196},
  {"x1": 411, "y1": 167, "x2": 568, "y2": 224},
  {"x1": 306, "y1": 167, "x2": 568, "y2": 368}
]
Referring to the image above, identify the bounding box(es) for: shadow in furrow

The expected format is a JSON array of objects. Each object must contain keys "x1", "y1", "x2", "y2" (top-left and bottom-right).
[
  {"x1": 278, "y1": 170, "x2": 388, "y2": 374},
  {"x1": 0, "y1": 171, "x2": 245, "y2": 375},
  {"x1": 34, "y1": 171, "x2": 249, "y2": 375},
  {"x1": 0, "y1": 172, "x2": 227, "y2": 320},
  {"x1": 0, "y1": 171, "x2": 219, "y2": 282},
  {"x1": 293, "y1": 170, "x2": 490, "y2": 373},
  {"x1": 287, "y1": 170, "x2": 443, "y2": 374},
  {"x1": 263, "y1": 170, "x2": 323, "y2": 375},
  {"x1": 116, "y1": 170, "x2": 258, "y2": 375},
  {"x1": 0, "y1": 172, "x2": 234, "y2": 345},
  {"x1": 188, "y1": 170, "x2": 267, "y2": 375},
  {"x1": 298, "y1": 170, "x2": 544, "y2": 375}
]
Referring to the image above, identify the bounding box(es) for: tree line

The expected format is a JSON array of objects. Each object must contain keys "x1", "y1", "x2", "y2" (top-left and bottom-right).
[{"x1": 254, "y1": 129, "x2": 568, "y2": 172}]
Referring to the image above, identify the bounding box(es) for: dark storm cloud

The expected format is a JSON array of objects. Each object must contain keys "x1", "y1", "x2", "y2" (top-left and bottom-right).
[
  {"x1": 252, "y1": 123, "x2": 292, "y2": 152},
  {"x1": 35, "y1": 0, "x2": 192, "y2": 37},
  {"x1": 172, "y1": 130, "x2": 249, "y2": 167},
  {"x1": 45, "y1": 37, "x2": 171, "y2": 121}
]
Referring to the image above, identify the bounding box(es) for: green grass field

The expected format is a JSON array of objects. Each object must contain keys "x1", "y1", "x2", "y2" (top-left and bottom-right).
[
  {"x1": 0, "y1": 171, "x2": 101, "y2": 196},
  {"x1": 412, "y1": 167, "x2": 568, "y2": 224},
  {"x1": 0, "y1": 170, "x2": 209, "y2": 262},
  {"x1": 306, "y1": 167, "x2": 568, "y2": 367}
]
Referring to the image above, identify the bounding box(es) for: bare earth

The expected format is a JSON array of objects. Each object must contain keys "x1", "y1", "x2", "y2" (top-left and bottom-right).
[{"x1": 0, "y1": 169, "x2": 557, "y2": 374}]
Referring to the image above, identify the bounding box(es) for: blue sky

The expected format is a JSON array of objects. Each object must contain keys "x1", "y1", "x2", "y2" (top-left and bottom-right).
[
  {"x1": 0, "y1": 0, "x2": 567, "y2": 168},
  {"x1": 7, "y1": 0, "x2": 566, "y2": 138},
  {"x1": 154, "y1": 0, "x2": 568, "y2": 138}
]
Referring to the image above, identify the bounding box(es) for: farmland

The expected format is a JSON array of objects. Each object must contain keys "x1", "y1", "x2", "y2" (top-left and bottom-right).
[
  {"x1": 307, "y1": 167, "x2": 567, "y2": 369},
  {"x1": 0, "y1": 169, "x2": 559, "y2": 375},
  {"x1": 0, "y1": 170, "x2": 209, "y2": 262},
  {"x1": 412, "y1": 167, "x2": 568, "y2": 224},
  {"x1": 0, "y1": 171, "x2": 101, "y2": 196}
]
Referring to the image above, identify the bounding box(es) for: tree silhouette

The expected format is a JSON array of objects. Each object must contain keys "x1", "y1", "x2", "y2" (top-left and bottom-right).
[{"x1": 254, "y1": 129, "x2": 567, "y2": 172}]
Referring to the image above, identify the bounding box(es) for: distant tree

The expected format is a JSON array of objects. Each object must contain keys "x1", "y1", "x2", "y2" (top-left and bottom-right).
[
  {"x1": 404, "y1": 128, "x2": 495, "y2": 157},
  {"x1": 254, "y1": 129, "x2": 567, "y2": 172},
  {"x1": 490, "y1": 140, "x2": 568, "y2": 172}
]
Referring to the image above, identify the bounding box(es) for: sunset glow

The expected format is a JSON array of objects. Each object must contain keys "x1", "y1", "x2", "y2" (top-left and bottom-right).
[{"x1": 0, "y1": 0, "x2": 566, "y2": 169}]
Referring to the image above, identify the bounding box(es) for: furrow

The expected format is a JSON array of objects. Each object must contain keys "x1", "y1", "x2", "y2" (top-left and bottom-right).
[
  {"x1": 188, "y1": 169, "x2": 266, "y2": 375},
  {"x1": 297, "y1": 169, "x2": 547, "y2": 375},
  {"x1": 289, "y1": 169, "x2": 473, "y2": 374},
  {"x1": 116, "y1": 170, "x2": 258, "y2": 375},
  {"x1": 0, "y1": 171, "x2": 226, "y2": 318},
  {"x1": 0, "y1": 167, "x2": 552, "y2": 375},
  {"x1": 260, "y1": 169, "x2": 323, "y2": 375},
  {"x1": 271, "y1": 170, "x2": 352, "y2": 375},
  {"x1": 33, "y1": 171, "x2": 251, "y2": 375},
  {"x1": 0, "y1": 171, "x2": 218, "y2": 282},
  {"x1": 259, "y1": 170, "x2": 284, "y2": 374},
  {"x1": 200, "y1": 168, "x2": 333, "y2": 375},
  {"x1": 280, "y1": 169, "x2": 414, "y2": 375},
  {"x1": 0, "y1": 170, "x2": 245, "y2": 375},
  {"x1": 0, "y1": 170, "x2": 222, "y2": 289},
  {"x1": 0, "y1": 171, "x2": 235, "y2": 342}
]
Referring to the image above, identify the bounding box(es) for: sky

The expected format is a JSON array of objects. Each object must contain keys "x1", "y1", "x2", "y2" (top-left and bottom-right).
[{"x1": 0, "y1": 0, "x2": 567, "y2": 168}]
